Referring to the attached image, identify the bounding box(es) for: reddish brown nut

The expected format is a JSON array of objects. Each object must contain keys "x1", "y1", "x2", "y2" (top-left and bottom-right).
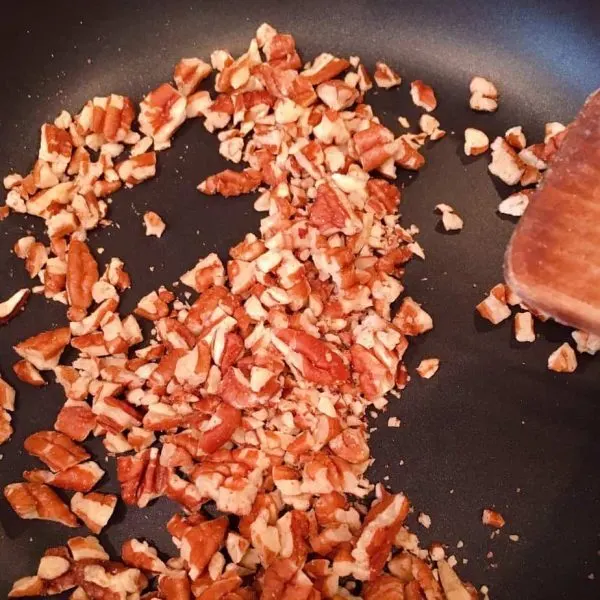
[
  {"x1": 24, "y1": 430, "x2": 90, "y2": 472},
  {"x1": 116, "y1": 152, "x2": 157, "y2": 186},
  {"x1": 410, "y1": 80, "x2": 437, "y2": 112},
  {"x1": 488, "y1": 137, "x2": 525, "y2": 185},
  {"x1": 180, "y1": 516, "x2": 228, "y2": 580},
  {"x1": 548, "y1": 343, "x2": 577, "y2": 373},
  {"x1": 69, "y1": 492, "x2": 116, "y2": 534},
  {"x1": 464, "y1": 128, "x2": 490, "y2": 156},
  {"x1": 476, "y1": 288, "x2": 511, "y2": 326},
  {"x1": 66, "y1": 240, "x2": 99, "y2": 322},
  {"x1": 25, "y1": 242, "x2": 48, "y2": 279},
  {"x1": 122, "y1": 539, "x2": 168, "y2": 573},
  {"x1": 139, "y1": 83, "x2": 187, "y2": 151},
  {"x1": 0, "y1": 289, "x2": 30, "y2": 325},
  {"x1": 13, "y1": 360, "x2": 45, "y2": 386},
  {"x1": 158, "y1": 570, "x2": 192, "y2": 600},
  {"x1": 393, "y1": 297, "x2": 433, "y2": 336},
  {"x1": 54, "y1": 400, "x2": 96, "y2": 442},
  {"x1": 174, "y1": 57, "x2": 212, "y2": 96},
  {"x1": 143, "y1": 211, "x2": 166, "y2": 238},
  {"x1": 301, "y1": 53, "x2": 350, "y2": 85},
  {"x1": 24, "y1": 461, "x2": 104, "y2": 493},
  {"x1": 4, "y1": 482, "x2": 79, "y2": 527},
  {"x1": 8, "y1": 576, "x2": 45, "y2": 598},
  {"x1": 416, "y1": 358, "x2": 440, "y2": 379},
  {"x1": 373, "y1": 62, "x2": 402, "y2": 88},
  {"x1": 198, "y1": 168, "x2": 262, "y2": 197},
  {"x1": 13, "y1": 326, "x2": 71, "y2": 371},
  {"x1": 482, "y1": 508, "x2": 506, "y2": 529},
  {"x1": 316, "y1": 80, "x2": 359, "y2": 111}
]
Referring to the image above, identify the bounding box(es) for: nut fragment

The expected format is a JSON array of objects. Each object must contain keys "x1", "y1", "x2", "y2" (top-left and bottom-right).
[
  {"x1": 482, "y1": 508, "x2": 505, "y2": 528},
  {"x1": 410, "y1": 80, "x2": 437, "y2": 112},
  {"x1": 476, "y1": 288, "x2": 511, "y2": 325},
  {"x1": 514, "y1": 312, "x2": 535, "y2": 343},
  {"x1": 0, "y1": 289, "x2": 30, "y2": 325},
  {"x1": 548, "y1": 343, "x2": 577, "y2": 373},
  {"x1": 498, "y1": 191, "x2": 530, "y2": 217},
  {"x1": 13, "y1": 360, "x2": 45, "y2": 386},
  {"x1": 143, "y1": 211, "x2": 166, "y2": 238},
  {"x1": 4, "y1": 482, "x2": 79, "y2": 527},
  {"x1": 14, "y1": 327, "x2": 71, "y2": 370},
  {"x1": 488, "y1": 137, "x2": 525, "y2": 185},
  {"x1": 469, "y1": 76, "x2": 498, "y2": 112},
  {"x1": 373, "y1": 62, "x2": 402, "y2": 88},
  {"x1": 416, "y1": 358, "x2": 440, "y2": 379},
  {"x1": 464, "y1": 128, "x2": 489, "y2": 156},
  {"x1": 71, "y1": 492, "x2": 117, "y2": 533}
]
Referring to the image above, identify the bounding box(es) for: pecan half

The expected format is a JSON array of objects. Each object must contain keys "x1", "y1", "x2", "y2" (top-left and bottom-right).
[{"x1": 66, "y1": 240, "x2": 99, "y2": 322}]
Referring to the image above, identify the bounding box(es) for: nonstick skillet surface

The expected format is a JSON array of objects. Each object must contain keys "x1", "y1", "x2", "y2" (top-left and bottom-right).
[{"x1": 0, "y1": 1, "x2": 599, "y2": 598}]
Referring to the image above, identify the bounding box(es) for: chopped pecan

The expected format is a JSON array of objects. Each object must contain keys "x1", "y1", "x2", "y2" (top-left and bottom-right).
[
  {"x1": 139, "y1": 83, "x2": 187, "y2": 151},
  {"x1": 24, "y1": 430, "x2": 90, "y2": 472},
  {"x1": 180, "y1": 516, "x2": 228, "y2": 580},
  {"x1": 180, "y1": 253, "x2": 226, "y2": 292},
  {"x1": 316, "y1": 80, "x2": 359, "y2": 111},
  {"x1": 476, "y1": 288, "x2": 511, "y2": 325},
  {"x1": 174, "y1": 57, "x2": 212, "y2": 96},
  {"x1": 198, "y1": 168, "x2": 262, "y2": 197},
  {"x1": 117, "y1": 447, "x2": 168, "y2": 507},
  {"x1": 488, "y1": 137, "x2": 525, "y2": 185},
  {"x1": 116, "y1": 151, "x2": 157, "y2": 186},
  {"x1": 0, "y1": 288, "x2": 30, "y2": 325},
  {"x1": 464, "y1": 128, "x2": 490, "y2": 156},
  {"x1": 416, "y1": 358, "x2": 440, "y2": 379},
  {"x1": 70, "y1": 491, "x2": 117, "y2": 534},
  {"x1": 548, "y1": 343, "x2": 577, "y2": 373},
  {"x1": 470, "y1": 76, "x2": 498, "y2": 112},
  {"x1": 24, "y1": 461, "x2": 104, "y2": 493},
  {"x1": 393, "y1": 297, "x2": 433, "y2": 336},
  {"x1": 4, "y1": 482, "x2": 79, "y2": 527},
  {"x1": 301, "y1": 53, "x2": 350, "y2": 85},
  {"x1": 273, "y1": 328, "x2": 349, "y2": 386},
  {"x1": 514, "y1": 311, "x2": 535, "y2": 343},
  {"x1": 410, "y1": 80, "x2": 437, "y2": 112},
  {"x1": 66, "y1": 240, "x2": 99, "y2": 322},
  {"x1": 122, "y1": 539, "x2": 167, "y2": 573},
  {"x1": 143, "y1": 210, "x2": 166, "y2": 237},
  {"x1": 374, "y1": 62, "x2": 402, "y2": 88},
  {"x1": 13, "y1": 359, "x2": 45, "y2": 386},
  {"x1": 482, "y1": 508, "x2": 505, "y2": 528}
]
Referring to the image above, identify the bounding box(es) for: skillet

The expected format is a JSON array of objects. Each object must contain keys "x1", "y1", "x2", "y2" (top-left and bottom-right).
[{"x1": 0, "y1": 1, "x2": 599, "y2": 598}]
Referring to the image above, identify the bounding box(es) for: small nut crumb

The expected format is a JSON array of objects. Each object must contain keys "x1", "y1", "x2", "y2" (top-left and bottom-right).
[
  {"x1": 418, "y1": 512, "x2": 431, "y2": 529},
  {"x1": 398, "y1": 116, "x2": 410, "y2": 128},
  {"x1": 143, "y1": 211, "x2": 166, "y2": 238},
  {"x1": 482, "y1": 508, "x2": 506, "y2": 528},
  {"x1": 416, "y1": 358, "x2": 440, "y2": 379},
  {"x1": 508, "y1": 534, "x2": 519, "y2": 542},
  {"x1": 387, "y1": 416, "x2": 401, "y2": 428}
]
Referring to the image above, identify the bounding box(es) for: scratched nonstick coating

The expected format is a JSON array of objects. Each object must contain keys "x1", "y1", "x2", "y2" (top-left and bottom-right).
[{"x1": 0, "y1": 1, "x2": 599, "y2": 598}]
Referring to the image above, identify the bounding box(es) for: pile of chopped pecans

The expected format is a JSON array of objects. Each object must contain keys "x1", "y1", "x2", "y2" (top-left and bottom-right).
[{"x1": 0, "y1": 23, "x2": 481, "y2": 600}]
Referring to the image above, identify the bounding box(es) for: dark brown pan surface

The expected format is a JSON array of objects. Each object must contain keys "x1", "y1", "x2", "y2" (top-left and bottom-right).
[{"x1": 0, "y1": 1, "x2": 599, "y2": 598}]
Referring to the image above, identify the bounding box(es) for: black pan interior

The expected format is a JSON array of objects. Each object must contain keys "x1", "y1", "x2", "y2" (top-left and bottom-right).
[{"x1": 0, "y1": 1, "x2": 599, "y2": 598}]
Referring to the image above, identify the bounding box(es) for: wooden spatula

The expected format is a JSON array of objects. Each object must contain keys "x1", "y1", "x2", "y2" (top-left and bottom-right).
[{"x1": 505, "y1": 89, "x2": 600, "y2": 334}]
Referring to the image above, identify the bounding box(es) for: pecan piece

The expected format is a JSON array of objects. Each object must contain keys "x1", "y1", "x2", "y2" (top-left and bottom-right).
[
  {"x1": 374, "y1": 62, "x2": 402, "y2": 89},
  {"x1": 69, "y1": 492, "x2": 117, "y2": 534},
  {"x1": 180, "y1": 516, "x2": 228, "y2": 580},
  {"x1": 116, "y1": 151, "x2": 157, "y2": 186},
  {"x1": 54, "y1": 399, "x2": 96, "y2": 441},
  {"x1": 139, "y1": 83, "x2": 187, "y2": 150},
  {"x1": 117, "y1": 447, "x2": 168, "y2": 507},
  {"x1": 410, "y1": 80, "x2": 437, "y2": 112},
  {"x1": 122, "y1": 539, "x2": 167, "y2": 573},
  {"x1": 13, "y1": 359, "x2": 45, "y2": 386},
  {"x1": 24, "y1": 431, "x2": 90, "y2": 472},
  {"x1": 24, "y1": 461, "x2": 104, "y2": 492},
  {"x1": 273, "y1": 328, "x2": 349, "y2": 386},
  {"x1": 66, "y1": 240, "x2": 99, "y2": 322},
  {"x1": 143, "y1": 210, "x2": 166, "y2": 237},
  {"x1": 548, "y1": 343, "x2": 577, "y2": 373},
  {"x1": 174, "y1": 57, "x2": 212, "y2": 96},
  {"x1": 302, "y1": 53, "x2": 350, "y2": 85},
  {"x1": 198, "y1": 168, "x2": 262, "y2": 197},
  {"x1": 4, "y1": 482, "x2": 78, "y2": 527},
  {"x1": 0, "y1": 288, "x2": 30, "y2": 325},
  {"x1": 482, "y1": 508, "x2": 506, "y2": 529}
]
